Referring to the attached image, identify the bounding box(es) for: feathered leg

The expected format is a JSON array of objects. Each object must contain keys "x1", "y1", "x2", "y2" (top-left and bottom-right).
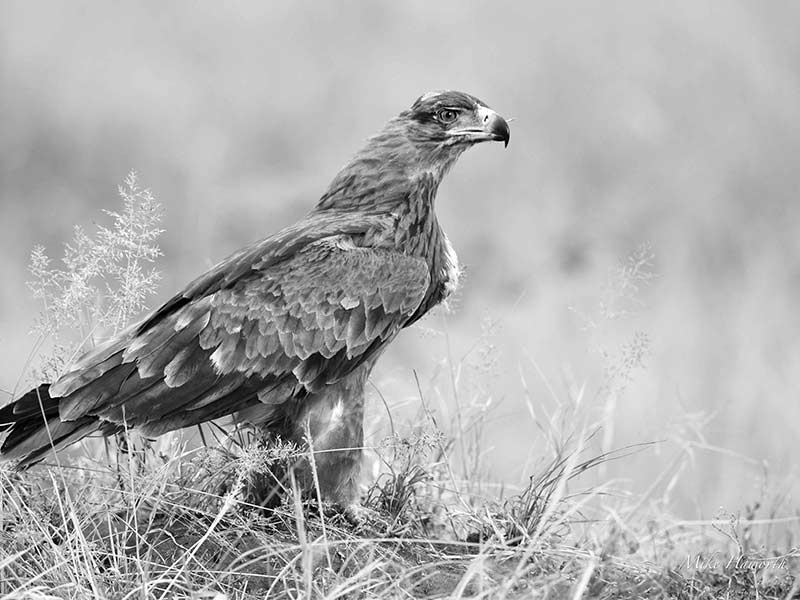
[{"x1": 291, "y1": 364, "x2": 368, "y2": 509}]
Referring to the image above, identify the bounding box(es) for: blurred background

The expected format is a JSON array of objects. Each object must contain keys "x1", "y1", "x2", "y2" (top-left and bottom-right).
[{"x1": 1, "y1": 1, "x2": 799, "y2": 521}]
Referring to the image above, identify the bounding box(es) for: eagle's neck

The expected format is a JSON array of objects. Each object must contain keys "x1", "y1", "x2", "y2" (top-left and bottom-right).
[{"x1": 314, "y1": 117, "x2": 465, "y2": 215}]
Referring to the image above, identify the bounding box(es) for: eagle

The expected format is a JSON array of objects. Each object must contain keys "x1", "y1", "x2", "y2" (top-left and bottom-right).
[{"x1": 0, "y1": 90, "x2": 510, "y2": 513}]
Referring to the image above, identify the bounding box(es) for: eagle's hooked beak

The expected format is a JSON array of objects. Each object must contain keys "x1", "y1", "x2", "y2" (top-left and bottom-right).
[
  {"x1": 448, "y1": 105, "x2": 510, "y2": 147},
  {"x1": 480, "y1": 106, "x2": 510, "y2": 148}
]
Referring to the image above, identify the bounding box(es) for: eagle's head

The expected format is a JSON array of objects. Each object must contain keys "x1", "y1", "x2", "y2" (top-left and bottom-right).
[
  {"x1": 358, "y1": 90, "x2": 510, "y2": 170},
  {"x1": 405, "y1": 90, "x2": 510, "y2": 149},
  {"x1": 389, "y1": 90, "x2": 510, "y2": 177}
]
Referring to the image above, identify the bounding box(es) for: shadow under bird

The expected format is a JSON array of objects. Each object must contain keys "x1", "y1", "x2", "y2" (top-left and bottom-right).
[{"x1": 0, "y1": 90, "x2": 510, "y2": 516}]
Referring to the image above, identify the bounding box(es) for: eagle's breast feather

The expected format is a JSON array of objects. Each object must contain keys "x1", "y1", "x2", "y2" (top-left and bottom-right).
[{"x1": 440, "y1": 232, "x2": 461, "y2": 300}]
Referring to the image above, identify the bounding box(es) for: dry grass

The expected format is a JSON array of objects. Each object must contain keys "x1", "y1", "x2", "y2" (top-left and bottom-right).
[{"x1": 1, "y1": 389, "x2": 797, "y2": 599}]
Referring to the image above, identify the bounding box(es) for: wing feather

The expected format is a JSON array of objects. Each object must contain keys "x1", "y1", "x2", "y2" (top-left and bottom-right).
[
  {"x1": 346, "y1": 303, "x2": 368, "y2": 351},
  {"x1": 58, "y1": 363, "x2": 138, "y2": 420},
  {"x1": 51, "y1": 351, "x2": 125, "y2": 399},
  {"x1": 136, "y1": 311, "x2": 211, "y2": 378},
  {"x1": 163, "y1": 343, "x2": 209, "y2": 387}
]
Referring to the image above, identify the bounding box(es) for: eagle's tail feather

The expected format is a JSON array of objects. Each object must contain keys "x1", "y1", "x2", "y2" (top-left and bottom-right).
[{"x1": 0, "y1": 384, "x2": 107, "y2": 468}]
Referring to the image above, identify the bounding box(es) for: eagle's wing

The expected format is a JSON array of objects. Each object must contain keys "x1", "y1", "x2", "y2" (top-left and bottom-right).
[{"x1": 45, "y1": 234, "x2": 430, "y2": 436}]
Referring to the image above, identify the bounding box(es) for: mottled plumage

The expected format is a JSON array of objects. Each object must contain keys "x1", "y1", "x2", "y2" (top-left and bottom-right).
[{"x1": 0, "y1": 90, "x2": 509, "y2": 510}]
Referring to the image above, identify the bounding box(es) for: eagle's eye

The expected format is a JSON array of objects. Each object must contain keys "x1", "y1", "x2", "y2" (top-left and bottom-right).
[{"x1": 436, "y1": 108, "x2": 459, "y2": 124}]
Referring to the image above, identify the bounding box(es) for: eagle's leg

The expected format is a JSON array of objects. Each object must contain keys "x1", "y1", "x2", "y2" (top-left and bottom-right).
[
  {"x1": 241, "y1": 360, "x2": 373, "y2": 515},
  {"x1": 290, "y1": 362, "x2": 371, "y2": 511}
]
